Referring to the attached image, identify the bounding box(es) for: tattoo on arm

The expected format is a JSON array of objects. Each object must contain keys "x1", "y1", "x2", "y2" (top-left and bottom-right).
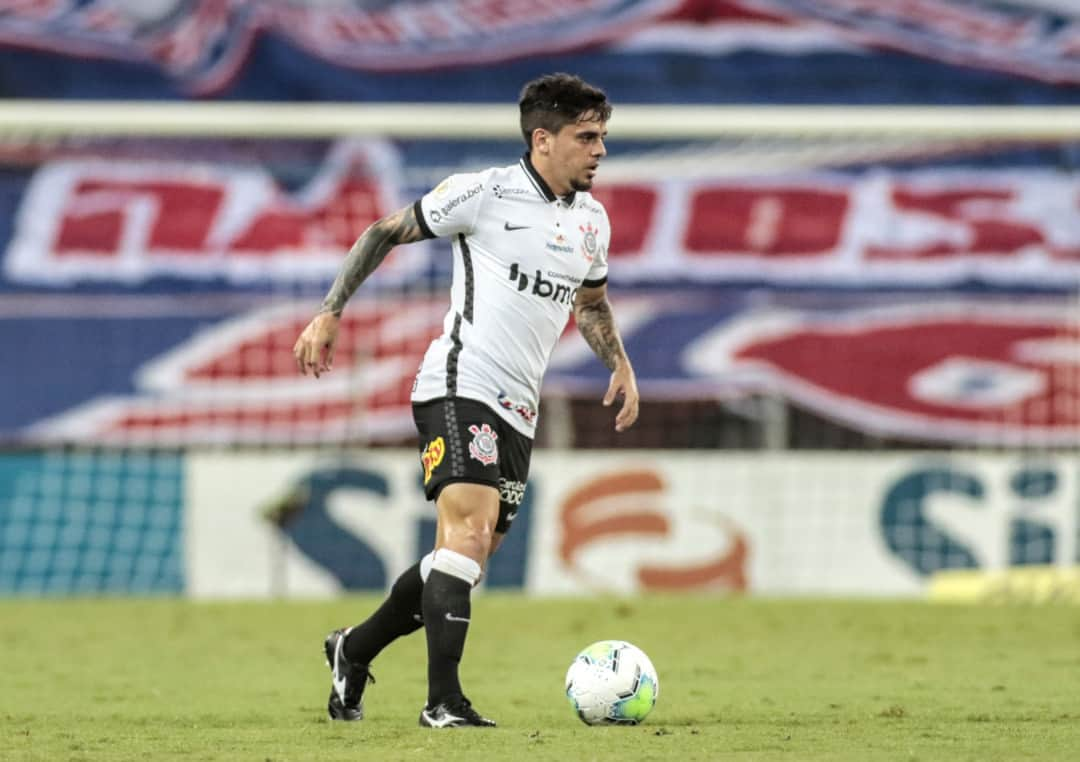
[
  {"x1": 319, "y1": 205, "x2": 427, "y2": 316},
  {"x1": 575, "y1": 295, "x2": 628, "y2": 372}
]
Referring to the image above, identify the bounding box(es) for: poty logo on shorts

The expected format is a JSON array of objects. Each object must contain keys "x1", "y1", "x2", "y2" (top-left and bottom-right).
[
  {"x1": 422, "y1": 436, "x2": 445, "y2": 484},
  {"x1": 467, "y1": 423, "x2": 498, "y2": 466}
]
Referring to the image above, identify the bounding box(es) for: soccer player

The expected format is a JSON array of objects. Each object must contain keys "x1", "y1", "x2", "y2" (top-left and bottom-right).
[{"x1": 293, "y1": 73, "x2": 639, "y2": 728}]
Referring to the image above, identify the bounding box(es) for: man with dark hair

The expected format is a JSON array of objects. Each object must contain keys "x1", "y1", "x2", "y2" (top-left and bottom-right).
[
  {"x1": 518, "y1": 72, "x2": 612, "y2": 148},
  {"x1": 293, "y1": 72, "x2": 639, "y2": 728}
]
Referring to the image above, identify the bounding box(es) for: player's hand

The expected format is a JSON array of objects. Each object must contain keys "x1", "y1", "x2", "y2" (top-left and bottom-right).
[
  {"x1": 602, "y1": 361, "x2": 639, "y2": 432},
  {"x1": 293, "y1": 312, "x2": 340, "y2": 378}
]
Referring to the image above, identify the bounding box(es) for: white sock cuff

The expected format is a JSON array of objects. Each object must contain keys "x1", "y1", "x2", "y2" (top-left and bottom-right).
[
  {"x1": 430, "y1": 548, "x2": 482, "y2": 586},
  {"x1": 419, "y1": 551, "x2": 436, "y2": 583}
]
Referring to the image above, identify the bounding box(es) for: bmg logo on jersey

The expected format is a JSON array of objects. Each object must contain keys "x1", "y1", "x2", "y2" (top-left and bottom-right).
[{"x1": 508, "y1": 263, "x2": 577, "y2": 307}]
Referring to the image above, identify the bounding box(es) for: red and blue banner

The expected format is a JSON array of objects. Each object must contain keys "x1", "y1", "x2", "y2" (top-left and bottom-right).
[
  {"x1": 0, "y1": 1, "x2": 1078, "y2": 102},
  {"x1": 1, "y1": 135, "x2": 1079, "y2": 446},
  {"x1": 5, "y1": 138, "x2": 1080, "y2": 289}
]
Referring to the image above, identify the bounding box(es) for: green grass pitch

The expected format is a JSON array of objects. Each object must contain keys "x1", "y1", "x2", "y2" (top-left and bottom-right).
[{"x1": 2, "y1": 595, "x2": 1078, "y2": 761}]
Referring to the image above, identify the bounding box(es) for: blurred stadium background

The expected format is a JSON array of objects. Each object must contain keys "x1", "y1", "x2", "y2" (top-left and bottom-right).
[{"x1": 1, "y1": 0, "x2": 1079, "y2": 602}]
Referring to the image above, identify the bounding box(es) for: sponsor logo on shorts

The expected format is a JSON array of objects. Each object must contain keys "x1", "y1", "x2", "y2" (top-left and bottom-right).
[
  {"x1": 499, "y1": 478, "x2": 526, "y2": 507},
  {"x1": 421, "y1": 436, "x2": 445, "y2": 484},
  {"x1": 467, "y1": 423, "x2": 498, "y2": 465}
]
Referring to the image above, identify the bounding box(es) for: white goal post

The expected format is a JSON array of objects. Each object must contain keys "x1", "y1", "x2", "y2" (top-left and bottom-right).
[{"x1": 0, "y1": 101, "x2": 1079, "y2": 140}]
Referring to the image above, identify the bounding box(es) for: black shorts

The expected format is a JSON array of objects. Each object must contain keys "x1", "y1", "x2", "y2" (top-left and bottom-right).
[{"x1": 412, "y1": 397, "x2": 532, "y2": 534}]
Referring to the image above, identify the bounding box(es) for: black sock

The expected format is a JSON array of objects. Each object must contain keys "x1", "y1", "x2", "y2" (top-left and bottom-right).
[
  {"x1": 422, "y1": 568, "x2": 472, "y2": 707},
  {"x1": 342, "y1": 561, "x2": 425, "y2": 666}
]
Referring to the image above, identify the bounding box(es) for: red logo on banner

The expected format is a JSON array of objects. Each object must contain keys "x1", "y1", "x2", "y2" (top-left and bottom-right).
[
  {"x1": 696, "y1": 301, "x2": 1080, "y2": 445},
  {"x1": 559, "y1": 470, "x2": 748, "y2": 592},
  {"x1": 32, "y1": 298, "x2": 448, "y2": 445}
]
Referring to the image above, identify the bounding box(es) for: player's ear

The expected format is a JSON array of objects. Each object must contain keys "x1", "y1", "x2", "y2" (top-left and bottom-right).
[{"x1": 532, "y1": 128, "x2": 552, "y2": 155}]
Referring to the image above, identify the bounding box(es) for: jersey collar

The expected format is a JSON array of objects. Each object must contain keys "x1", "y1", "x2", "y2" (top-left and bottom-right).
[{"x1": 521, "y1": 152, "x2": 576, "y2": 206}]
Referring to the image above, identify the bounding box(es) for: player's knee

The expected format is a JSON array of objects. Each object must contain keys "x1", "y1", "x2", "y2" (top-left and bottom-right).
[
  {"x1": 445, "y1": 519, "x2": 493, "y2": 562},
  {"x1": 455, "y1": 525, "x2": 493, "y2": 561},
  {"x1": 436, "y1": 483, "x2": 499, "y2": 559}
]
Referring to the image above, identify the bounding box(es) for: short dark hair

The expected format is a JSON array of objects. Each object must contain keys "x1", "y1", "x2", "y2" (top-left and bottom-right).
[{"x1": 518, "y1": 73, "x2": 612, "y2": 148}]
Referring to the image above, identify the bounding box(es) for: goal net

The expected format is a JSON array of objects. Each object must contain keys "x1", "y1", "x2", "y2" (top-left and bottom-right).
[{"x1": 1, "y1": 102, "x2": 1078, "y2": 453}]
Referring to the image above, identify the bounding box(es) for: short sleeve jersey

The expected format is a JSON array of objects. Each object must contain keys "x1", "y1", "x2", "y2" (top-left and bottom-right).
[{"x1": 411, "y1": 153, "x2": 611, "y2": 439}]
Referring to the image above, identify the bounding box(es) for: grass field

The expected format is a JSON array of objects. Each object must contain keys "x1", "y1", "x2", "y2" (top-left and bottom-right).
[{"x1": 1, "y1": 595, "x2": 1078, "y2": 761}]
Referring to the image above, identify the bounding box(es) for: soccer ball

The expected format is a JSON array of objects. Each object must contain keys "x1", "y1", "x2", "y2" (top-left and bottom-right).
[{"x1": 565, "y1": 640, "x2": 659, "y2": 725}]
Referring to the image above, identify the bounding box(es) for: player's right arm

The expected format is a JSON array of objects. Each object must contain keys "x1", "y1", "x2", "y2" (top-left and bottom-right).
[{"x1": 293, "y1": 204, "x2": 427, "y2": 377}]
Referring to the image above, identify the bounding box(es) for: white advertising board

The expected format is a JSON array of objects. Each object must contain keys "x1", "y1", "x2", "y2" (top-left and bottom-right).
[{"x1": 186, "y1": 451, "x2": 1079, "y2": 598}]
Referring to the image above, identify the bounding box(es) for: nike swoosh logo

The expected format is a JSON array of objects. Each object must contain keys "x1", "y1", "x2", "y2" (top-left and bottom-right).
[
  {"x1": 331, "y1": 641, "x2": 347, "y2": 701},
  {"x1": 423, "y1": 709, "x2": 466, "y2": 727},
  {"x1": 503, "y1": 222, "x2": 529, "y2": 231},
  {"x1": 444, "y1": 612, "x2": 471, "y2": 623}
]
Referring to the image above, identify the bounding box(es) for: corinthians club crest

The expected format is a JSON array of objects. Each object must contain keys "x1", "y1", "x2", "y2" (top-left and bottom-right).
[
  {"x1": 467, "y1": 423, "x2": 498, "y2": 465},
  {"x1": 579, "y1": 222, "x2": 598, "y2": 262}
]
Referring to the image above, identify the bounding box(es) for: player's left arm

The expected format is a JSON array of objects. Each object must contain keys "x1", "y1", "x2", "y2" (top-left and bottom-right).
[{"x1": 573, "y1": 283, "x2": 639, "y2": 432}]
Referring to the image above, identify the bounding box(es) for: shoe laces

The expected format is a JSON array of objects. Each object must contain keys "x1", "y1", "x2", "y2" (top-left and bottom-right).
[
  {"x1": 343, "y1": 664, "x2": 375, "y2": 704},
  {"x1": 447, "y1": 696, "x2": 484, "y2": 722}
]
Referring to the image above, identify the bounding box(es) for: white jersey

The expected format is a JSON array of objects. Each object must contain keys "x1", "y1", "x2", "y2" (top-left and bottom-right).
[{"x1": 411, "y1": 154, "x2": 611, "y2": 438}]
